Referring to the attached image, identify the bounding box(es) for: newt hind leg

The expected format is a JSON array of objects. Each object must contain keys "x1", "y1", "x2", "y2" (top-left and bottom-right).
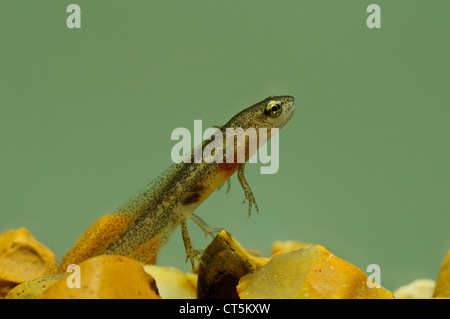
[{"x1": 179, "y1": 217, "x2": 203, "y2": 269}]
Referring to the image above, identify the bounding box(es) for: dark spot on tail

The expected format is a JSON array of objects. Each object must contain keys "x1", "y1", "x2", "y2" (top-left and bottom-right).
[
  {"x1": 192, "y1": 184, "x2": 204, "y2": 192},
  {"x1": 182, "y1": 192, "x2": 201, "y2": 205}
]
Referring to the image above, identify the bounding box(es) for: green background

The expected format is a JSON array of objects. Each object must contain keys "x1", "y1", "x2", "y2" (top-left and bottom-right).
[{"x1": 1, "y1": 1, "x2": 449, "y2": 291}]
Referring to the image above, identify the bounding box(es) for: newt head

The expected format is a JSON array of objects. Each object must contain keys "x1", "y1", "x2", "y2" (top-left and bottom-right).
[
  {"x1": 224, "y1": 95, "x2": 295, "y2": 134},
  {"x1": 219, "y1": 95, "x2": 295, "y2": 163}
]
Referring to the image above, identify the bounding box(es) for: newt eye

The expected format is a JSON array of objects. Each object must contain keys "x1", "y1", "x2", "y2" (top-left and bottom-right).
[{"x1": 264, "y1": 100, "x2": 283, "y2": 118}]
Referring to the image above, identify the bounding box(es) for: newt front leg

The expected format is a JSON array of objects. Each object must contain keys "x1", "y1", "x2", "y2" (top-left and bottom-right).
[{"x1": 237, "y1": 163, "x2": 260, "y2": 218}]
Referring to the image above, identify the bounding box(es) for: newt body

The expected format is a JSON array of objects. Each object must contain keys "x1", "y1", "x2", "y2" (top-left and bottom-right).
[{"x1": 58, "y1": 96, "x2": 295, "y2": 271}]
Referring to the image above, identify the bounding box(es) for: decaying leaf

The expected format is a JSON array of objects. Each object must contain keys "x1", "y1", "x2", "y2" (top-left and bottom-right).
[{"x1": 197, "y1": 230, "x2": 269, "y2": 299}]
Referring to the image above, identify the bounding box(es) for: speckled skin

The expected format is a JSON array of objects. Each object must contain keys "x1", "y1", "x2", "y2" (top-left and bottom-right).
[{"x1": 57, "y1": 96, "x2": 295, "y2": 271}]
